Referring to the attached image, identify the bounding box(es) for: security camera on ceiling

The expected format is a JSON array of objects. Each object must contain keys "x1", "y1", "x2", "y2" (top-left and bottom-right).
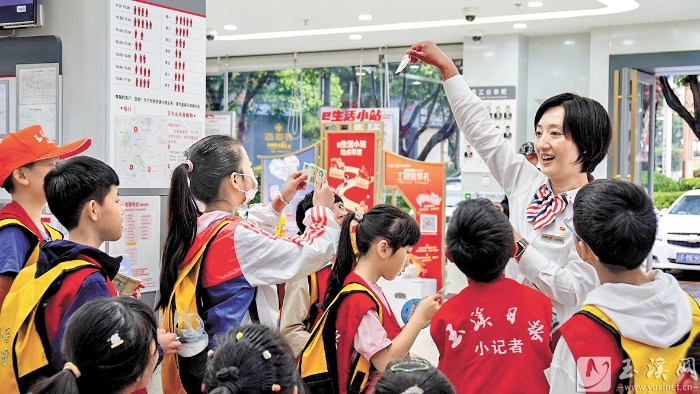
[{"x1": 463, "y1": 7, "x2": 478, "y2": 22}]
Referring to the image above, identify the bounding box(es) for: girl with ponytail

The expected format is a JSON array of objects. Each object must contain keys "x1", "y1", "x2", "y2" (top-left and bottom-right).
[
  {"x1": 157, "y1": 135, "x2": 341, "y2": 393},
  {"x1": 322, "y1": 204, "x2": 442, "y2": 394},
  {"x1": 31, "y1": 297, "x2": 159, "y2": 394}
]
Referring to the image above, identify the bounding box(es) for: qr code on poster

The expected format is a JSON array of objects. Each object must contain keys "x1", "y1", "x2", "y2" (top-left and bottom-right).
[{"x1": 420, "y1": 214, "x2": 438, "y2": 233}]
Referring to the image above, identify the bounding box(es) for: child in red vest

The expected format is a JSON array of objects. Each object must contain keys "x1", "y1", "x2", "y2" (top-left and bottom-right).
[
  {"x1": 431, "y1": 199, "x2": 552, "y2": 394},
  {"x1": 0, "y1": 125, "x2": 91, "y2": 308},
  {"x1": 321, "y1": 204, "x2": 442, "y2": 394},
  {"x1": 280, "y1": 190, "x2": 347, "y2": 357},
  {"x1": 549, "y1": 180, "x2": 700, "y2": 394}
]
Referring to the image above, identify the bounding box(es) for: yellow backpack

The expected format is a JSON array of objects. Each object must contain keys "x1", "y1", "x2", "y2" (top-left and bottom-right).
[
  {"x1": 298, "y1": 282, "x2": 383, "y2": 394},
  {"x1": 578, "y1": 293, "x2": 700, "y2": 393},
  {"x1": 0, "y1": 218, "x2": 63, "y2": 268},
  {"x1": 0, "y1": 260, "x2": 94, "y2": 394},
  {"x1": 161, "y1": 219, "x2": 233, "y2": 394}
]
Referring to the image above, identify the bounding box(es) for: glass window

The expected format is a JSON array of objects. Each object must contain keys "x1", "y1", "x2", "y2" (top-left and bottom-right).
[
  {"x1": 205, "y1": 54, "x2": 462, "y2": 173},
  {"x1": 669, "y1": 195, "x2": 700, "y2": 215}
]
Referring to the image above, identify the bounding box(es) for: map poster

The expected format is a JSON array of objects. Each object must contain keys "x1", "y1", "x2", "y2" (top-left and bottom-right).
[
  {"x1": 259, "y1": 144, "x2": 318, "y2": 236},
  {"x1": 322, "y1": 129, "x2": 380, "y2": 213},
  {"x1": 109, "y1": 0, "x2": 206, "y2": 188},
  {"x1": 384, "y1": 151, "x2": 446, "y2": 289}
]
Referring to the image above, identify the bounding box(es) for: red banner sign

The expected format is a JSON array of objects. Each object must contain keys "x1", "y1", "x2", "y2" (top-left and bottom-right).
[
  {"x1": 384, "y1": 151, "x2": 446, "y2": 288},
  {"x1": 323, "y1": 131, "x2": 379, "y2": 213}
]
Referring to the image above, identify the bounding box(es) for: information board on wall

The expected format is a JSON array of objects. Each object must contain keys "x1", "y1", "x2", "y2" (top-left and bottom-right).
[
  {"x1": 109, "y1": 0, "x2": 206, "y2": 188},
  {"x1": 16, "y1": 64, "x2": 59, "y2": 140},
  {"x1": 461, "y1": 86, "x2": 517, "y2": 173},
  {"x1": 205, "y1": 111, "x2": 236, "y2": 137},
  {"x1": 108, "y1": 196, "x2": 161, "y2": 292}
]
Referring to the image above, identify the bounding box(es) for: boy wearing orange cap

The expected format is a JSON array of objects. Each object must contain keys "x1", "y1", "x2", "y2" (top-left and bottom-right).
[{"x1": 0, "y1": 125, "x2": 91, "y2": 307}]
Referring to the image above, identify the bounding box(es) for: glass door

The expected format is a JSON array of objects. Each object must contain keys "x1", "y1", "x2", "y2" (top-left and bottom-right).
[{"x1": 612, "y1": 68, "x2": 656, "y2": 194}]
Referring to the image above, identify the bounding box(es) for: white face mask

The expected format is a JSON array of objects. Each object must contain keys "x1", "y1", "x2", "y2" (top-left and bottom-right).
[{"x1": 236, "y1": 173, "x2": 258, "y2": 204}]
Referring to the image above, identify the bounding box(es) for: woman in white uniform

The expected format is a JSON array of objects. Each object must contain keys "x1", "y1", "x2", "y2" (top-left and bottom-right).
[{"x1": 407, "y1": 41, "x2": 612, "y2": 324}]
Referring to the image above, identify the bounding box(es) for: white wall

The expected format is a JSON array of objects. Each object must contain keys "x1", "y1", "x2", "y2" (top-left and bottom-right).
[
  {"x1": 15, "y1": 0, "x2": 110, "y2": 161},
  {"x1": 526, "y1": 33, "x2": 591, "y2": 137}
]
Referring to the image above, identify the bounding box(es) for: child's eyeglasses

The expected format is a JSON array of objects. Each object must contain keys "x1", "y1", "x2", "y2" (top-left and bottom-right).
[
  {"x1": 563, "y1": 217, "x2": 600, "y2": 261},
  {"x1": 389, "y1": 360, "x2": 431, "y2": 373}
]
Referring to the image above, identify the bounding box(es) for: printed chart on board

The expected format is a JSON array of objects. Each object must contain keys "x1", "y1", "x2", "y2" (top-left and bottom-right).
[{"x1": 109, "y1": 0, "x2": 205, "y2": 188}]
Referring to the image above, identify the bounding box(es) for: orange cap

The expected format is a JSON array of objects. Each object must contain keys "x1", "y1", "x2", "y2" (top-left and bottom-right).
[{"x1": 0, "y1": 125, "x2": 91, "y2": 184}]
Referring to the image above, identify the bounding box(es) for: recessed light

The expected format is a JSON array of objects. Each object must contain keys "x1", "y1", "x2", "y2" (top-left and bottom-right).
[
  {"x1": 358, "y1": 14, "x2": 372, "y2": 21},
  {"x1": 622, "y1": 39, "x2": 635, "y2": 46},
  {"x1": 513, "y1": 23, "x2": 528, "y2": 29},
  {"x1": 484, "y1": 52, "x2": 495, "y2": 57},
  {"x1": 349, "y1": 34, "x2": 362, "y2": 40},
  {"x1": 409, "y1": 64, "x2": 420, "y2": 69},
  {"x1": 527, "y1": 1, "x2": 544, "y2": 7},
  {"x1": 412, "y1": 81, "x2": 421, "y2": 85},
  {"x1": 563, "y1": 40, "x2": 575, "y2": 45},
  {"x1": 223, "y1": 24, "x2": 238, "y2": 31},
  {"x1": 356, "y1": 71, "x2": 367, "y2": 76}
]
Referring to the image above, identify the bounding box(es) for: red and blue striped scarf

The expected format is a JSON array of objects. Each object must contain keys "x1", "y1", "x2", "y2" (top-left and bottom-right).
[{"x1": 526, "y1": 184, "x2": 569, "y2": 230}]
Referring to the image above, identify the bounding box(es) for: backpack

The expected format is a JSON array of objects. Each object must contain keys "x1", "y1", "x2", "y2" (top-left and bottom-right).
[
  {"x1": 298, "y1": 282, "x2": 383, "y2": 394},
  {"x1": 0, "y1": 218, "x2": 62, "y2": 268},
  {"x1": 161, "y1": 219, "x2": 233, "y2": 394},
  {"x1": 305, "y1": 265, "x2": 332, "y2": 331},
  {"x1": 0, "y1": 259, "x2": 97, "y2": 394},
  {"x1": 560, "y1": 293, "x2": 700, "y2": 394}
]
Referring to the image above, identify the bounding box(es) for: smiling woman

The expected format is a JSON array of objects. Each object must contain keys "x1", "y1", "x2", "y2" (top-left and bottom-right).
[{"x1": 407, "y1": 41, "x2": 612, "y2": 326}]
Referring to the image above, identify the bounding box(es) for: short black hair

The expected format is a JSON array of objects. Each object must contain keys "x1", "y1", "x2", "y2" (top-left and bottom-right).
[
  {"x1": 44, "y1": 156, "x2": 119, "y2": 230},
  {"x1": 573, "y1": 179, "x2": 657, "y2": 271},
  {"x1": 204, "y1": 324, "x2": 300, "y2": 394},
  {"x1": 295, "y1": 191, "x2": 343, "y2": 234},
  {"x1": 2, "y1": 162, "x2": 35, "y2": 194},
  {"x1": 372, "y1": 359, "x2": 455, "y2": 394},
  {"x1": 534, "y1": 93, "x2": 612, "y2": 174},
  {"x1": 446, "y1": 199, "x2": 513, "y2": 282}
]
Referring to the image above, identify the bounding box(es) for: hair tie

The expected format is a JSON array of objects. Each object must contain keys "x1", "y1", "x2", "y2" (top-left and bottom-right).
[
  {"x1": 63, "y1": 362, "x2": 81, "y2": 378},
  {"x1": 355, "y1": 212, "x2": 364, "y2": 223},
  {"x1": 183, "y1": 159, "x2": 194, "y2": 173}
]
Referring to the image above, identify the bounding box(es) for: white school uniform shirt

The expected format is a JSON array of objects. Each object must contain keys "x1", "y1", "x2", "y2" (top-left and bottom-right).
[{"x1": 443, "y1": 75, "x2": 600, "y2": 324}]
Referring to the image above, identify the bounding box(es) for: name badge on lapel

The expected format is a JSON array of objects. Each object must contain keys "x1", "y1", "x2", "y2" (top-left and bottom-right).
[{"x1": 541, "y1": 233, "x2": 565, "y2": 244}]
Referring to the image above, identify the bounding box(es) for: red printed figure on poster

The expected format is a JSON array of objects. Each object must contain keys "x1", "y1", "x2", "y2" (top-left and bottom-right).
[{"x1": 324, "y1": 131, "x2": 378, "y2": 213}]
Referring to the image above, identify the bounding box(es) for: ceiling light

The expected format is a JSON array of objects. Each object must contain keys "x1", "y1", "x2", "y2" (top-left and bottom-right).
[
  {"x1": 356, "y1": 71, "x2": 367, "y2": 76},
  {"x1": 216, "y1": 0, "x2": 640, "y2": 41},
  {"x1": 412, "y1": 81, "x2": 421, "y2": 85},
  {"x1": 484, "y1": 52, "x2": 495, "y2": 57},
  {"x1": 223, "y1": 25, "x2": 238, "y2": 31},
  {"x1": 527, "y1": 1, "x2": 544, "y2": 7},
  {"x1": 513, "y1": 23, "x2": 528, "y2": 29},
  {"x1": 622, "y1": 39, "x2": 635, "y2": 46},
  {"x1": 349, "y1": 34, "x2": 362, "y2": 40},
  {"x1": 409, "y1": 64, "x2": 420, "y2": 69},
  {"x1": 358, "y1": 14, "x2": 372, "y2": 21},
  {"x1": 563, "y1": 40, "x2": 575, "y2": 45}
]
